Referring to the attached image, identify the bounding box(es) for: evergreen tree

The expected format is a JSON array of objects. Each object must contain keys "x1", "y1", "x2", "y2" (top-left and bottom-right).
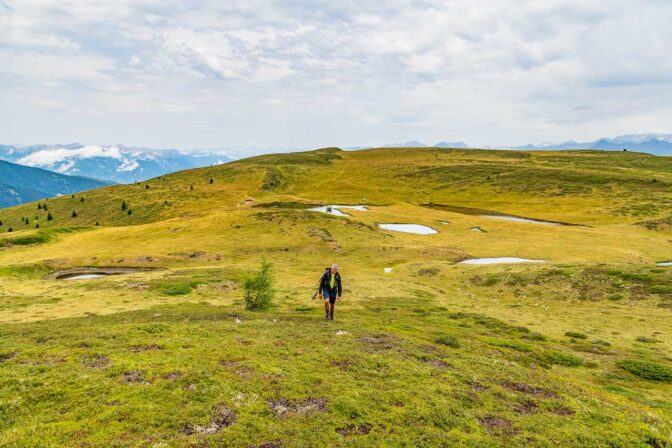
[
  {"x1": 71, "y1": 194, "x2": 75, "y2": 198},
  {"x1": 0, "y1": 220, "x2": 2, "y2": 226},
  {"x1": 121, "y1": 201, "x2": 127, "y2": 211},
  {"x1": 72, "y1": 211, "x2": 78, "y2": 218},
  {"x1": 35, "y1": 223, "x2": 40, "y2": 229},
  {"x1": 95, "y1": 221, "x2": 100, "y2": 226},
  {"x1": 47, "y1": 212, "x2": 53, "y2": 221},
  {"x1": 81, "y1": 197, "x2": 85, "y2": 202},
  {"x1": 209, "y1": 178, "x2": 214, "y2": 184},
  {"x1": 145, "y1": 184, "x2": 150, "y2": 189},
  {"x1": 190, "y1": 185, "x2": 194, "y2": 191},
  {"x1": 43, "y1": 204, "x2": 48, "y2": 211},
  {"x1": 37, "y1": 203, "x2": 42, "y2": 210},
  {"x1": 7, "y1": 227, "x2": 13, "y2": 232},
  {"x1": 128, "y1": 209, "x2": 133, "y2": 216}
]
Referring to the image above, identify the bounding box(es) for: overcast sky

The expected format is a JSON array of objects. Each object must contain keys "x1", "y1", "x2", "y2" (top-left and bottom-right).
[{"x1": 2, "y1": 0, "x2": 671, "y2": 151}]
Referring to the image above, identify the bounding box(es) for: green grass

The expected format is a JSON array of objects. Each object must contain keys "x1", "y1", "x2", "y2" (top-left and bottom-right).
[{"x1": 0, "y1": 147, "x2": 671, "y2": 446}]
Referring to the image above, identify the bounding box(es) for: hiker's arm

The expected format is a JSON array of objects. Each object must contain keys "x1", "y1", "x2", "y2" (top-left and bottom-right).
[{"x1": 337, "y1": 276, "x2": 342, "y2": 298}]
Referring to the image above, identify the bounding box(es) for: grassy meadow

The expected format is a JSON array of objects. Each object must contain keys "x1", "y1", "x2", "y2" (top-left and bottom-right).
[{"x1": 1, "y1": 147, "x2": 671, "y2": 447}]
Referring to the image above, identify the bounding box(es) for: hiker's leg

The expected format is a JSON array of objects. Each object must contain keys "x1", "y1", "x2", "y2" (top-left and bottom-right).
[
  {"x1": 323, "y1": 291, "x2": 330, "y2": 319},
  {"x1": 329, "y1": 299, "x2": 336, "y2": 320}
]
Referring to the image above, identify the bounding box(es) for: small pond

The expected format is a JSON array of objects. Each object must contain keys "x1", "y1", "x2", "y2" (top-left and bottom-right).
[
  {"x1": 460, "y1": 257, "x2": 547, "y2": 265},
  {"x1": 306, "y1": 205, "x2": 368, "y2": 217},
  {"x1": 51, "y1": 267, "x2": 160, "y2": 280},
  {"x1": 378, "y1": 224, "x2": 438, "y2": 235}
]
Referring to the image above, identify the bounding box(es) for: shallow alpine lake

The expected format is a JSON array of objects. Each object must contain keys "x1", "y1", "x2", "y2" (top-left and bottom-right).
[
  {"x1": 378, "y1": 224, "x2": 438, "y2": 235},
  {"x1": 305, "y1": 205, "x2": 368, "y2": 217},
  {"x1": 460, "y1": 257, "x2": 547, "y2": 265}
]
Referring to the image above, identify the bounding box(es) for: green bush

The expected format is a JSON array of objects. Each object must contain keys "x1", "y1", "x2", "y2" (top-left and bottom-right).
[
  {"x1": 160, "y1": 282, "x2": 192, "y2": 296},
  {"x1": 635, "y1": 336, "x2": 659, "y2": 344},
  {"x1": 243, "y1": 258, "x2": 275, "y2": 311},
  {"x1": 617, "y1": 360, "x2": 672, "y2": 382},
  {"x1": 648, "y1": 285, "x2": 672, "y2": 294},
  {"x1": 435, "y1": 335, "x2": 460, "y2": 348},
  {"x1": 565, "y1": 331, "x2": 588, "y2": 339},
  {"x1": 542, "y1": 350, "x2": 583, "y2": 367},
  {"x1": 522, "y1": 332, "x2": 547, "y2": 341}
]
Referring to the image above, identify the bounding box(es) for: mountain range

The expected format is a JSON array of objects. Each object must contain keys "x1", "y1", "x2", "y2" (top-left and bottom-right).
[
  {"x1": 0, "y1": 144, "x2": 232, "y2": 184},
  {"x1": 0, "y1": 159, "x2": 110, "y2": 208},
  {"x1": 379, "y1": 133, "x2": 672, "y2": 155}
]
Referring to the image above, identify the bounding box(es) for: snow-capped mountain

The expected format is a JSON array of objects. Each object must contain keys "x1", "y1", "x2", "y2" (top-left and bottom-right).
[{"x1": 0, "y1": 144, "x2": 233, "y2": 184}]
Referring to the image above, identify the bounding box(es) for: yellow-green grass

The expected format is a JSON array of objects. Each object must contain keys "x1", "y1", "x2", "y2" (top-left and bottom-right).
[{"x1": 0, "y1": 147, "x2": 671, "y2": 446}]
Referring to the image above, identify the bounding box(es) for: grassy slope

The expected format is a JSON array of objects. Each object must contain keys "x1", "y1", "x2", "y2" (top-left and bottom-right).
[{"x1": 0, "y1": 147, "x2": 671, "y2": 447}]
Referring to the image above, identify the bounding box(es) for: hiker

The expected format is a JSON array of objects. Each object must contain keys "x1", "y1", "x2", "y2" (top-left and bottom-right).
[{"x1": 319, "y1": 264, "x2": 342, "y2": 320}]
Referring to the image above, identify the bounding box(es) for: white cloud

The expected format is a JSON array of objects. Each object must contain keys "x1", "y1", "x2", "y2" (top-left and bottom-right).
[
  {"x1": 1, "y1": 0, "x2": 671, "y2": 148},
  {"x1": 17, "y1": 145, "x2": 123, "y2": 167}
]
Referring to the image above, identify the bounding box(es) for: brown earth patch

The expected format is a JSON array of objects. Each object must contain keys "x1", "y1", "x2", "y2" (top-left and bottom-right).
[
  {"x1": 336, "y1": 423, "x2": 373, "y2": 436},
  {"x1": 183, "y1": 405, "x2": 237, "y2": 435},
  {"x1": 269, "y1": 397, "x2": 327, "y2": 418},
  {"x1": 501, "y1": 381, "x2": 559, "y2": 399}
]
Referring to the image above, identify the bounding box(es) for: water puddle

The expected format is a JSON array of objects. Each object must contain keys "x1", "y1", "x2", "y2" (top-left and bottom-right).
[
  {"x1": 482, "y1": 215, "x2": 559, "y2": 225},
  {"x1": 378, "y1": 224, "x2": 438, "y2": 235},
  {"x1": 460, "y1": 257, "x2": 547, "y2": 265},
  {"x1": 306, "y1": 205, "x2": 368, "y2": 217},
  {"x1": 50, "y1": 267, "x2": 160, "y2": 280},
  {"x1": 63, "y1": 274, "x2": 106, "y2": 280},
  {"x1": 657, "y1": 262, "x2": 672, "y2": 266},
  {"x1": 422, "y1": 203, "x2": 580, "y2": 226}
]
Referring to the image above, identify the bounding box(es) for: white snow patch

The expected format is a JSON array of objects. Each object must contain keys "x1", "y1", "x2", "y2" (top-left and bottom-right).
[
  {"x1": 117, "y1": 160, "x2": 140, "y2": 172},
  {"x1": 378, "y1": 224, "x2": 438, "y2": 235},
  {"x1": 384, "y1": 267, "x2": 393, "y2": 273},
  {"x1": 657, "y1": 261, "x2": 672, "y2": 266}
]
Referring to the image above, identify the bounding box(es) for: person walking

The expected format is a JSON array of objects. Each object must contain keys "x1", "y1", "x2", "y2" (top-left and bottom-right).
[{"x1": 319, "y1": 264, "x2": 342, "y2": 320}]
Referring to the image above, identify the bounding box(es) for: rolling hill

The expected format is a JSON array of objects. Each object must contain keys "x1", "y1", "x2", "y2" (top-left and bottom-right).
[
  {"x1": 0, "y1": 147, "x2": 671, "y2": 447},
  {"x1": 0, "y1": 159, "x2": 110, "y2": 208}
]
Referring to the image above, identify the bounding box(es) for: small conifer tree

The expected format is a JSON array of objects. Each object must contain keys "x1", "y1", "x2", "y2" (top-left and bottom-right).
[
  {"x1": 72, "y1": 211, "x2": 78, "y2": 218},
  {"x1": 121, "y1": 201, "x2": 127, "y2": 211},
  {"x1": 47, "y1": 212, "x2": 53, "y2": 221}
]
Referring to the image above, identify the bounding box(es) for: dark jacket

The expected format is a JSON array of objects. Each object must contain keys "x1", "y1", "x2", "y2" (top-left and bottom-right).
[{"x1": 319, "y1": 268, "x2": 342, "y2": 296}]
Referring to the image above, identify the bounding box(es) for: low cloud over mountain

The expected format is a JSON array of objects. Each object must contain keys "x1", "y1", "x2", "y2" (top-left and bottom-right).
[{"x1": 0, "y1": 144, "x2": 232, "y2": 184}]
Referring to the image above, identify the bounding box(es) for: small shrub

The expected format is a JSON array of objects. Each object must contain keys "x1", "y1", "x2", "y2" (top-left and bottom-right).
[
  {"x1": 243, "y1": 258, "x2": 275, "y2": 311},
  {"x1": 617, "y1": 359, "x2": 672, "y2": 382},
  {"x1": 435, "y1": 335, "x2": 460, "y2": 348},
  {"x1": 591, "y1": 339, "x2": 611, "y2": 347},
  {"x1": 542, "y1": 350, "x2": 583, "y2": 367},
  {"x1": 160, "y1": 282, "x2": 192, "y2": 296},
  {"x1": 636, "y1": 336, "x2": 659, "y2": 344},
  {"x1": 522, "y1": 332, "x2": 546, "y2": 341},
  {"x1": 565, "y1": 331, "x2": 587, "y2": 339},
  {"x1": 648, "y1": 285, "x2": 672, "y2": 295}
]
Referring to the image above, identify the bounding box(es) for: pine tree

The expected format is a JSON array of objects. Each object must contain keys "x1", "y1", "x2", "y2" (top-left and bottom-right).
[
  {"x1": 37, "y1": 203, "x2": 42, "y2": 210},
  {"x1": 95, "y1": 221, "x2": 100, "y2": 226},
  {"x1": 121, "y1": 201, "x2": 127, "y2": 211},
  {"x1": 43, "y1": 204, "x2": 48, "y2": 211},
  {"x1": 127, "y1": 209, "x2": 132, "y2": 216},
  {"x1": 72, "y1": 211, "x2": 78, "y2": 218},
  {"x1": 190, "y1": 185, "x2": 194, "y2": 191},
  {"x1": 209, "y1": 178, "x2": 214, "y2": 184},
  {"x1": 145, "y1": 185, "x2": 150, "y2": 189},
  {"x1": 81, "y1": 197, "x2": 85, "y2": 202},
  {"x1": 47, "y1": 212, "x2": 53, "y2": 221},
  {"x1": 0, "y1": 220, "x2": 3, "y2": 226},
  {"x1": 7, "y1": 227, "x2": 13, "y2": 232},
  {"x1": 35, "y1": 223, "x2": 40, "y2": 229},
  {"x1": 71, "y1": 194, "x2": 75, "y2": 199}
]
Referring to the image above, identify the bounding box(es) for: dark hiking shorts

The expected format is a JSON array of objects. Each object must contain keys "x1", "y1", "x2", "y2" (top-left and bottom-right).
[{"x1": 323, "y1": 289, "x2": 338, "y2": 304}]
